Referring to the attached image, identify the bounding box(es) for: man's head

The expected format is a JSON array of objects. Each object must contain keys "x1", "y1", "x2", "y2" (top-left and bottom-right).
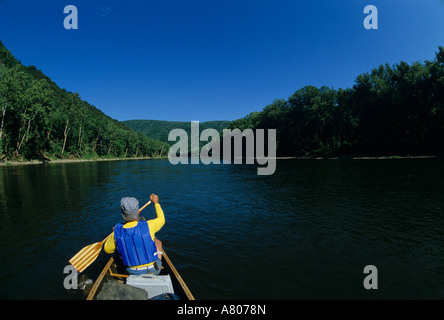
[{"x1": 120, "y1": 197, "x2": 139, "y2": 222}]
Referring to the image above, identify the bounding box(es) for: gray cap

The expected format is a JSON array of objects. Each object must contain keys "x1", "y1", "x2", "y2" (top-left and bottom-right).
[{"x1": 120, "y1": 197, "x2": 139, "y2": 221}]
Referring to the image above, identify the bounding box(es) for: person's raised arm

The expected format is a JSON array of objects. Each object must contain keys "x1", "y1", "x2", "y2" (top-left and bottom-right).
[{"x1": 148, "y1": 193, "x2": 165, "y2": 234}]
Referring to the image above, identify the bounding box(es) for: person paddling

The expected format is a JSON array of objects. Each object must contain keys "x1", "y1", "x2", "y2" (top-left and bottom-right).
[{"x1": 104, "y1": 193, "x2": 165, "y2": 275}]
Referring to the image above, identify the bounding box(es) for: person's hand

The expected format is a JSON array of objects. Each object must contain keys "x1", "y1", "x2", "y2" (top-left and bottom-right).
[{"x1": 150, "y1": 193, "x2": 159, "y2": 204}]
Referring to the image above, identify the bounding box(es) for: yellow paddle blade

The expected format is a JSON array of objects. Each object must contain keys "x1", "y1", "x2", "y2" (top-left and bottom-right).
[{"x1": 69, "y1": 236, "x2": 110, "y2": 273}]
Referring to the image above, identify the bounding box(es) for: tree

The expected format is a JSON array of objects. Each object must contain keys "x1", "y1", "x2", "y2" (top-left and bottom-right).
[
  {"x1": 228, "y1": 47, "x2": 444, "y2": 157},
  {"x1": 17, "y1": 79, "x2": 52, "y2": 156}
]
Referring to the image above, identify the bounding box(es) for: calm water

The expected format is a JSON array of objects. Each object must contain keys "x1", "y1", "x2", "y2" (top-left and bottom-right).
[{"x1": 0, "y1": 158, "x2": 443, "y2": 299}]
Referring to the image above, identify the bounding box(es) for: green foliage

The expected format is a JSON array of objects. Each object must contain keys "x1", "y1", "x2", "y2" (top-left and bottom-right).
[
  {"x1": 123, "y1": 119, "x2": 231, "y2": 144},
  {"x1": 2, "y1": 38, "x2": 442, "y2": 160},
  {"x1": 228, "y1": 46, "x2": 444, "y2": 157},
  {"x1": 124, "y1": 119, "x2": 231, "y2": 153},
  {"x1": 0, "y1": 40, "x2": 169, "y2": 161}
]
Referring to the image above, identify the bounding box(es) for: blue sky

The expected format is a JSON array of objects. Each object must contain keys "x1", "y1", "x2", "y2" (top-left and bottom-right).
[{"x1": 0, "y1": 0, "x2": 444, "y2": 122}]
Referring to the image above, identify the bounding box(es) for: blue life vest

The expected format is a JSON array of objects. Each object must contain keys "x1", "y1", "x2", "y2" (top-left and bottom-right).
[{"x1": 114, "y1": 221, "x2": 157, "y2": 267}]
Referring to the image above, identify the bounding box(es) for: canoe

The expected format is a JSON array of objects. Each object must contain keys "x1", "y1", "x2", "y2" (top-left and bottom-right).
[{"x1": 86, "y1": 250, "x2": 195, "y2": 300}]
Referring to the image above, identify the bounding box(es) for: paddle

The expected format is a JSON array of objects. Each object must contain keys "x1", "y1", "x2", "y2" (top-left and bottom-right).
[{"x1": 69, "y1": 200, "x2": 152, "y2": 273}]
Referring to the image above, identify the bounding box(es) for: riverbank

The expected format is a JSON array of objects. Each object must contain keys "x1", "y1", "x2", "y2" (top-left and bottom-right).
[
  {"x1": 294, "y1": 155, "x2": 441, "y2": 160},
  {"x1": 0, "y1": 156, "x2": 167, "y2": 167},
  {"x1": 1, "y1": 154, "x2": 441, "y2": 167},
  {"x1": 253, "y1": 155, "x2": 440, "y2": 160}
]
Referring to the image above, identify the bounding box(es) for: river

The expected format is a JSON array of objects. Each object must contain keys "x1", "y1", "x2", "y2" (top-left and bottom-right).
[{"x1": 0, "y1": 158, "x2": 443, "y2": 299}]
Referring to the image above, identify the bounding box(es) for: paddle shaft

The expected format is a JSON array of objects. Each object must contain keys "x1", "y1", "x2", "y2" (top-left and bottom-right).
[{"x1": 139, "y1": 200, "x2": 152, "y2": 213}]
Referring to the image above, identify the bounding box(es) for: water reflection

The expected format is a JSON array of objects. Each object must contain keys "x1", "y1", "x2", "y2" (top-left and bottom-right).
[{"x1": 0, "y1": 158, "x2": 443, "y2": 299}]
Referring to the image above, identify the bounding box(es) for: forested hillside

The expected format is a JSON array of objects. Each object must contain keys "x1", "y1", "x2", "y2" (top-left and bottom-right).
[
  {"x1": 2, "y1": 39, "x2": 442, "y2": 162},
  {"x1": 123, "y1": 119, "x2": 230, "y2": 143},
  {"x1": 229, "y1": 47, "x2": 444, "y2": 157},
  {"x1": 0, "y1": 41, "x2": 170, "y2": 162}
]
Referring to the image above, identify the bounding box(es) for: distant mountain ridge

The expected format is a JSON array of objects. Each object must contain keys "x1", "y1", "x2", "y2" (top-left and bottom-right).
[{"x1": 123, "y1": 119, "x2": 231, "y2": 144}]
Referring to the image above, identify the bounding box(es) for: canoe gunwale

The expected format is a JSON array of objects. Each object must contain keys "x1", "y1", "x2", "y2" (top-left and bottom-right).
[{"x1": 86, "y1": 251, "x2": 194, "y2": 300}]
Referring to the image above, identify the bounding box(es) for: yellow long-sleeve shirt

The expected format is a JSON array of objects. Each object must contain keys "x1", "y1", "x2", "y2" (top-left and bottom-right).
[{"x1": 104, "y1": 203, "x2": 165, "y2": 267}]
